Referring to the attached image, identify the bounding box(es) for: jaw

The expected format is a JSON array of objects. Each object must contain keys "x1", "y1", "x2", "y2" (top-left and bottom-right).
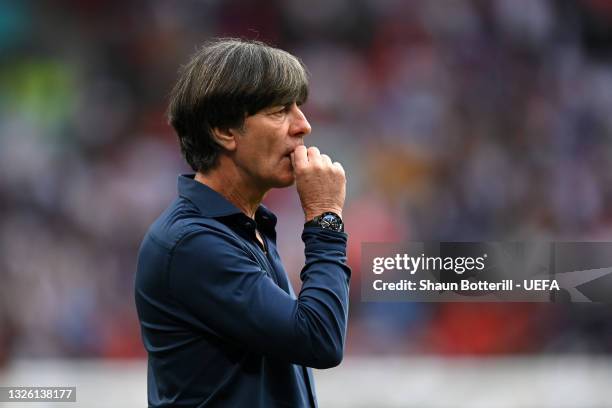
[
  {"x1": 271, "y1": 155, "x2": 295, "y2": 186},
  {"x1": 246, "y1": 162, "x2": 295, "y2": 190},
  {"x1": 238, "y1": 155, "x2": 296, "y2": 190},
  {"x1": 270, "y1": 171, "x2": 295, "y2": 188}
]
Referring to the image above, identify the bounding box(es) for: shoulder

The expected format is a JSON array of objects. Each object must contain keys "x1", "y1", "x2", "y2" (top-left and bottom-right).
[{"x1": 144, "y1": 197, "x2": 237, "y2": 252}]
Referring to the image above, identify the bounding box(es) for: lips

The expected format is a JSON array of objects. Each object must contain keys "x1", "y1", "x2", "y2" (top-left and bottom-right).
[{"x1": 283, "y1": 145, "x2": 302, "y2": 163}]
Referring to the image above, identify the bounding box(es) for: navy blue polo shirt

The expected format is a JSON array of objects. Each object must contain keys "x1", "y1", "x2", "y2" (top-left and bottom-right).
[{"x1": 135, "y1": 175, "x2": 350, "y2": 407}]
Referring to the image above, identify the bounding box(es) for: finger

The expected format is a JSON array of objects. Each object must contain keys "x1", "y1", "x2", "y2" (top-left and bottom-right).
[
  {"x1": 307, "y1": 146, "x2": 321, "y2": 163},
  {"x1": 321, "y1": 154, "x2": 332, "y2": 166},
  {"x1": 291, "y1": 145, "x2": 308, "y2": 169},
  {"x1": 333, "y1": 161, "x2": 345, "y2": 175}
]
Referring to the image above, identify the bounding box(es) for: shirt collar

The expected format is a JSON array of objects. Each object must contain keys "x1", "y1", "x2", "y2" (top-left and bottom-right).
[{"x1": 177, "y1": 174, "x2": 277, "y2": 229}]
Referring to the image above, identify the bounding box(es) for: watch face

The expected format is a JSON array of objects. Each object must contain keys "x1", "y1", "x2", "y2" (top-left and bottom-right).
[{"x1": 320, "y1": 214, "x2": 342, "y2": 231}]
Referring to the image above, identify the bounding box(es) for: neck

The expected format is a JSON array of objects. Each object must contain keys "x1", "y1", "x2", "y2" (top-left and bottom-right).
[{"x1": 194, "y1": 160, "x2": 266, "y2": 219}]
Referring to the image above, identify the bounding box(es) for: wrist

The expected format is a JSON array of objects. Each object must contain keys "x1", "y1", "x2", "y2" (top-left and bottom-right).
[{"x1": 304, "y1": 208, "x2": 343, "y2": 223}]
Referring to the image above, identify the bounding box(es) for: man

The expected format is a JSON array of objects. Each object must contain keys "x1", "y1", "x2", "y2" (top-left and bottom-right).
[{"x1": 135, "y1": 38, "x2": 350, "y2": 407}]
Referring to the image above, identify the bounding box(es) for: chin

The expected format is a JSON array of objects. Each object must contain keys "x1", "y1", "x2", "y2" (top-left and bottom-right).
[
  {"x1": 274, "y1": 178, "x2": 295, "y2": 188},
  {"x1": 271, "y1": 173, "x2": 295, "y2": 188}
]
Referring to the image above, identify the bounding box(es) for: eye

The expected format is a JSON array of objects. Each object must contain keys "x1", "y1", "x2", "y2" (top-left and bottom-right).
[{"x1": 270, "y1": 105, "x2": 291, "y2": 116}]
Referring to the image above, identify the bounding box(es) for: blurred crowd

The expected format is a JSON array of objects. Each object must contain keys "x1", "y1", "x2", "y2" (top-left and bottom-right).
[{"x1": 1, "y1": 0, "x2": 612, "y2": 364}]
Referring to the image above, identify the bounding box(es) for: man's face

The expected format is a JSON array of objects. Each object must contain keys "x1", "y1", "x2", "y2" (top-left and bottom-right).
[{"x1": 233, "y1": 102, "x2": 311, "y2": 189}]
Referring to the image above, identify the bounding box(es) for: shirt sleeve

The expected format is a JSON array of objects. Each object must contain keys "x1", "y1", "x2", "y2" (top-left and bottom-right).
[{"x1": 168, "y1": 225, "x2": 350, "y2": 369}]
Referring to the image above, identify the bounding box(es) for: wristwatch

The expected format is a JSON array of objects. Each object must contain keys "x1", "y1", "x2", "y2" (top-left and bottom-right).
[{"x1": 304, "y1": 212, "x2": 344, "y2": 232}]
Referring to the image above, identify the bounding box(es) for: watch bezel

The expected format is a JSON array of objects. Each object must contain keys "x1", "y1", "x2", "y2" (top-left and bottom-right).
[{"x1": 308, "y1": 212, "x2": 344, "y2": 232}]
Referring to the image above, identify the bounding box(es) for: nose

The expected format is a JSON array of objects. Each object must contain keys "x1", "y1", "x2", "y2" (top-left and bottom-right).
[{"x1": 289, "y1": 104, "x2": 311, "y2": 138}]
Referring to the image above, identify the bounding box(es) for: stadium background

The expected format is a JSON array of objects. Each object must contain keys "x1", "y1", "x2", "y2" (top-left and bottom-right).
[{"x1": 1, "y1": 0, "x2": 612, "y2": 406}]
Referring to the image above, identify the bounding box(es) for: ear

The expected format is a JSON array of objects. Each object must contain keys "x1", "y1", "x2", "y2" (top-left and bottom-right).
[{"x1": 211, "y1": 127, "x2": 237, "y2": 151}]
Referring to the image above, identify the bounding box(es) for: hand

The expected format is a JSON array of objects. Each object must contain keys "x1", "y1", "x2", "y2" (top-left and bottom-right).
[{"x1": 290, "y1": 145, "x2": 346, "y2": 222}]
